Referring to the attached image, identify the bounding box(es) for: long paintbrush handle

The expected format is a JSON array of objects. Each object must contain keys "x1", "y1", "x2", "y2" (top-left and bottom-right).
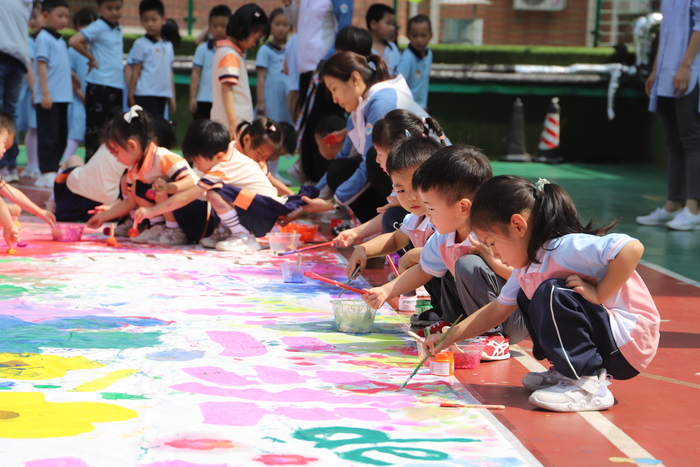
[
  {"x1": 386, "y1": 255, "x2": 400, "y2": 277},
  {"x1": 303, "y1": 271, "x2": 367, "y2": 295},
  {"x1": 277, "y1": 241, "x2": 334, "y2": 256}
]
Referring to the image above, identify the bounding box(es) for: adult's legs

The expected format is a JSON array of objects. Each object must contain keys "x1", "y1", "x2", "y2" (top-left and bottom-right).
[
  {"x1": 657, "y1": 95, "x2": 687, "y2": 210},
  {"x1": 85, "y1": 84, "x2": 123, "y2": 161},
  {"x1": 673, "y1": 86, "x2": 700, "y2": 213},
  {"x1": 36, "y1": 103, "x2": 68, "y2": 174}
]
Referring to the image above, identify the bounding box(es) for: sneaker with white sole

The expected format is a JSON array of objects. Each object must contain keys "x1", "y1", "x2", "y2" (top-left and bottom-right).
[
  {"x1": 636, "y1": 206, "x2": 681, "y2": 226},
  {"x1": 522, "y1": 366, "x2": 566, "y2": 391},
  {"x1": 666, "y1": 207, "x2": 700, "y2": 231},
  {"x1": 200, "y1": 223, "x2": 232, "y2": 249},
  {"x1": 215, "y1": 232, "x2": 261, "y2": 251},
  {"x1": 480, "y1": 334, "x2": 511, "y2": 361},
  {"x1": 131, "y1": 223, "x2": 166, "y2": 244},
  {"x1": 415, "y1": 320, "x2": 451, "y2": 338},
  {"x1": 34, "y1": 172, "x2": 57, "y2": 188},
  {"x1": 22, "y1": 167, "x2": 41, "y2": 180},
  {"x1": 5, "y1": 168, "x2": 20, "y2": 183},
  {"x1": 114, "y1": 217, "x2": 135, "y2": 237},
  {"x1": 528, "y1": 368, "x2": 613, "y2": 412},
  {"x1": 149, "y1": 227, "x2": 189, "y2": 246}
]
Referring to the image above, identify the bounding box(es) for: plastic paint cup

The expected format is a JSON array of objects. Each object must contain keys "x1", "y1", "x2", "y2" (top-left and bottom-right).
[
  {"x1": 52, "y1": 223, "x2": 85, "y2": 242},
  {"x1": 280, "y1": 262, "x2": 313, "y2": 283},
  {"x1": 452, "y1": 338, "x2": 485, "y2": 369},
  {"x1": 430, "y1": 350, "x2": 454, "y2": 376},
  {"x1": 398, "y1": 295, "x2": 417, "y2": 312},
  {"x1": 331, "y1": 299, "x2": 377, "y2": 334}
]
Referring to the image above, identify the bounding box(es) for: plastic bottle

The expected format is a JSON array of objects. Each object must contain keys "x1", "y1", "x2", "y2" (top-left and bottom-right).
[{"x1": 430, "y1": 350, "x2": 454, "y2": 376}]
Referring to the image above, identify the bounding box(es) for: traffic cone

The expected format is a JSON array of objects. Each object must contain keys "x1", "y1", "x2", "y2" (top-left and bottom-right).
[
  {"x1": 533, "y1": 97, "x2": 563, "y2": 164},
  {"x1": 499, "y1": 98, "x2": 531, "y2": 162}
]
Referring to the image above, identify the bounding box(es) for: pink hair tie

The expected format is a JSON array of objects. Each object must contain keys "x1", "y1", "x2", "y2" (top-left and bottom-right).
[
  {"x1": 270, "y1": 124, "x2": 276, "y2": 132},
  {"x1": 254, "y1": 11, "x2": 260, "y2": 17}
]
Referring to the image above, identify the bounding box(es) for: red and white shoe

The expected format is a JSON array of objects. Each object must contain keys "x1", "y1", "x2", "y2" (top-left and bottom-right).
[
  {"x1": 480, "y1": 334, "x2": 511, "y2": 361},
  {"x1": 415, "y1": 320, "x2": 451, "y2": 338}
]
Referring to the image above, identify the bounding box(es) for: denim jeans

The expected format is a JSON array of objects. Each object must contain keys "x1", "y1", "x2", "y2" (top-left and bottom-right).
[{"x1": 0, "y1": 57, "x2": 26, "y2": 169}]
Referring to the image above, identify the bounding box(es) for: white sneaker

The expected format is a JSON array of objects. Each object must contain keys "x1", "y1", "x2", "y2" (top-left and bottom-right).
[
  {"x1": 665, "y1": 207, "x2": 700, "y2": 231},
  {"x1": 200, "y1": 223, "x2": 232, "y2": 249},
  {"x1": 131, "y1": 223, "x2": 166, "y2": 244},
  {"x1": 114, "y1": 218, "x2": 135, "y2": 237},
  {"x1": 22, "y1": 167, "x2": 40, "y2": 180},
  {"x1": 5, "y1": 168, "x2": 19, "y2": 183},
  {"x1": 636, "y1": 206, "x2": 680, "y2": 226},
  {"x1": 528, "y1": 368, "x2": 614, "y2": 412},
  {"x1": 215, "y1": 232, "x2": 261, "y2": 251},
  {"x1": 149, "y1": 227, "x2": 189, "y2": 246},
  {"x1": 522, "y1": 366, "x2": 566, "y2": 391},
  {"x1": 34, "y1": 172, "x2": 57, "y2": 188}
]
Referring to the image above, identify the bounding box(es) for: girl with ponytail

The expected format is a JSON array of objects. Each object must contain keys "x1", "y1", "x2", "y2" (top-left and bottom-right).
[{"x1": 425, "y1": 175, "x2": 661, "y2": 413}]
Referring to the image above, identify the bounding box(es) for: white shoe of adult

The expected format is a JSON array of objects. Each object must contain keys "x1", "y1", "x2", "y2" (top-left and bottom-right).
[
  {"x1": 636, "y1": 206, "x2": 681, "y2": 226},
  {"x1": 528, "y1": 368, "x2": 614, "y2": 412},
  {"x1": 665, "y1": 207, "x2": 700, "y2": 231},
  {"x1": 34, "y1": 172, "x2": 57, "y2": 188},
  {"x1": 5, "y1": 168, "x2": 20, "y2": 183}
]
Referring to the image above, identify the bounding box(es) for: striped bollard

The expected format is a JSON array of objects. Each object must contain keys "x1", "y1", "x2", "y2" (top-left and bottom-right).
[{"x1": 533, "y1": 97, "x2": 563, "y2": 164}]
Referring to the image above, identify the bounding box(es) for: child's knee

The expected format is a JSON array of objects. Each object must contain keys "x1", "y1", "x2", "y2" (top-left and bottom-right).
[{"x1": 454, "y1": 254, "x2": 489, "y2": 277}]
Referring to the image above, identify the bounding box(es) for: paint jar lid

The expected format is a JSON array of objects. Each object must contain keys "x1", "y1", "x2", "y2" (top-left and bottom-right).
[{"x1": 431, "y1": 351, "x2": 453, "y2": 362}]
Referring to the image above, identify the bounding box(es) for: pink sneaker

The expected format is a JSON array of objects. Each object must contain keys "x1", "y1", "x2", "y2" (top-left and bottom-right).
[{"x1": 480, "y1": 334, "x2": 511, "y2": 361}]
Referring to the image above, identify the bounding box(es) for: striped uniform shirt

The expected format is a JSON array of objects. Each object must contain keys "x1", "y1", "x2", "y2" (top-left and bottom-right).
[
  {"x1": 210, "y1": 40, "x2": 253, "y2": 129},
  {"x1": 126, "y1": 143, "x2": 193, "y2": 191}
]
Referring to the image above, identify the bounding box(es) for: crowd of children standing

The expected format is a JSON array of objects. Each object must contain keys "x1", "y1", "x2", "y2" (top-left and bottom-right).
[{"x1": 0, "y1": 0, "x2": 663, "y2": 415}]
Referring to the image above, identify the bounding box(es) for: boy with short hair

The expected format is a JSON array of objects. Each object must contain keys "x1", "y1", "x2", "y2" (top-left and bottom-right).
[
  {"x1": 190, "y1": 4, "x2": 231, "y2": 120},
  {"x1": 68, "y1": 0, "x2": 124, "y2": 161},
  {"x1": 128, "y1": 0, "x2": 175, "y2": 118},
  {"x1": 397, "y1": 15, "x2": 433, "y2": 110},
  {"x1": 33, "y1": 0, "x2": 71, "y2": 187},
  {"x1": 366, "y1": 4, "x2": 400, "y2": 77},
  {"x1": 362, "y1": 145, "x2": 528, "y2": 360}
]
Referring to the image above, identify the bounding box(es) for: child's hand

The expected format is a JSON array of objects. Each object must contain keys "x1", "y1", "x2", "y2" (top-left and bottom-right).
[
  {"x1": 376, "y1": 196, "x2": 400, "y2": 214},
  {"x1": 152, "y1": 178, "x2": 169, "y2": 193},
  {"x1": 189, "y1": 98, "x2": 197, "y2": 114},
  {"x1": 345, "y1": 246, "x2": 367, "y2": 278},
  {"x1": 88, "y1": 58, "x2": 99, "y2": 71},
  {"x1": 362, "y1": 286, "x2": 388, "y2": 310},
  {"x1": 423, "y1": 332, "x2": 450, "y2": 356},
  {"x1": 40, "y1": 210, "x2": 56, "y2": 228},
  {"x1": 467, "y1": 233, "x2": 492, "y2": 257},
  {"x1": 86, "y1": 212, "x2": 105, "y2": 229},
  {"x1": 4, "y1": 225, "x2": 20, "y2": 245},
  {"x1": 566, "y1": 274, "x2": 600, "y2": 304},
  {"x1": 133, "y1": 207, "x2": 153, "y2": 225},
  {"x1": 41, "y1": 94, "x2": 52, "y2": 110},
  {"x1": 333, "y1": 228, "x2": 358, "y2": 248}
]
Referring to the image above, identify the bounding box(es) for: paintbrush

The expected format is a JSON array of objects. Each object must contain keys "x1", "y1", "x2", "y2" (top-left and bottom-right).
[
  {"x1": 398, "y1": 315, "x2": 464, "y2": 390},
  {"x1": 386, "y1": 254, "x2": 400, "y2": 277},
  {"x1": 303, "y1": 271, "x2": 367, "y2": 295},
  {"x1": 338, "y1": 264, "x2": 361, "y2": 298},
  {"x1": 277, "y1": 241, "x2": 334, "y2": 256},
  {"x1": 440, "y1": 402, "x2": 505, "y2": 410},
  {"x1": 406, "y1": 330, "x2": 425, "y2": 343}
]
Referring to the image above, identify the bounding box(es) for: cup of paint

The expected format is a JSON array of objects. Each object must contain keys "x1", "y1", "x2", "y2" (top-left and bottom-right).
[
  {"x1": 52, "y1": 223, "x2": 85, "y2": 242},
  {"x1": 280, "y1": 261, "x2": 314, "y2": 283},
  {"x1": 280, "y1": 222, "x2": 319, "y2": 242},
  {"x1": 398, "y1": 295, "x2": 417, "y2": 312},
  {"x1": 430, "y1": 350, "x2": 454, "y2": 376},
  {"x1": 452, "y1": 338, "x2": 485, "y2": 370},
  {"x1": 330, "y1": 299, "x2": 377, "y2": 334},
  {"x1": 268, "y1": 232, "x2": 300, "y2": 253}
]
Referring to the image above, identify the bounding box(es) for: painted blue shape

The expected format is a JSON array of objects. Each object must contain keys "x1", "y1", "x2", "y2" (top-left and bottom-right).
[
  {"x1": 0, "y1": 381, "x2": 16, "y2": 387},
  {"x1": 145, "y1": 349, "x2": 206, "y2": 361},
  {"x1": 635, "y1": 459, "x2": 663, "y2": 465},
  {"x1": 39, "y1": 316, "x2": 170, "y2": 329}
]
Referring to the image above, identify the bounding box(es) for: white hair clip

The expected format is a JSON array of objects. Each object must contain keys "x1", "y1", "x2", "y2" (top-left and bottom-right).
[
  {"x1": 269, "y1": 124, "x2": 276, "y2": 132},
  {"x1": 405, "y1": 129, "x2": 411, "y2": 137},
  {"x1": 124, "y1": 105, "x2": 143, "y2": 124},
  {"x1": 534, "y1": 178, "x2": 550, "y2": 198},
  {"x1": 254, "y1": 11, "x2": 261, "y2": 17}
]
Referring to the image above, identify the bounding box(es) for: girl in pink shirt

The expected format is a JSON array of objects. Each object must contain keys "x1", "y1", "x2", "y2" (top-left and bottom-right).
[{"x1": 426, "y1": 175, "x2": 660, "y2": 413}]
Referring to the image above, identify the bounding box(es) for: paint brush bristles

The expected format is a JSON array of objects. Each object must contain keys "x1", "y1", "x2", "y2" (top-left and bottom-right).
[
  {"x1": 339, "y1": 264, "x2": 361, "y2": 298},
  {"x1": 398, "y1": 315, "x2": 464, "y2": 390}
]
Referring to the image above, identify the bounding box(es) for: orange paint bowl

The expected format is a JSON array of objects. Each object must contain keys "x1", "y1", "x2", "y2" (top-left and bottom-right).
[
  {"x1": 52, "y1": 223, "x2": 85, "y2": 242},
  {"x1": 280, "y1": 223, "x2": 319, "y2": 242}
]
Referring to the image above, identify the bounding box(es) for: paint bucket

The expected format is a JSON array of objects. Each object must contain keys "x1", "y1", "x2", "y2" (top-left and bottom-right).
[
  {"x1": 280, "y1": 222, "x2": 319, "y2": 242},
  {"x1": 52, "y1": 223, "x2": 85, "y2": 242},
  {"x1": 280, "y1": 261, "x2": 314, "y2": 283},
  {"x1": 430, "y1": 350, "x2": 454, "y2": 376},
  {"x1": 398, "y1": 295, "x2": 417, "y2": 312},
  {"x1": 452, "y1": 338, "x2": 485, "y2": 369},
  {"x1": 268, "y1": 232, "x2": 300, "y2": 253},
  {"x1": 330, "y1": 299, "x2": 377, "y2": 334}
]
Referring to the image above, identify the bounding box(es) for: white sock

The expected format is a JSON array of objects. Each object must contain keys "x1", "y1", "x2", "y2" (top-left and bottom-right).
[
  {"x1": 165, "y1": 221, "x2": 179, "y2": 229},
  {"x1": 25, "y1": 128, "x2": 38, "y2": 169},
  {"x1": 150, "y1": 216, "x2": 165, "y2": 225},
  {"x1": 219, "y1": 209, "x2": 249, "y2": 234},
  {"x1": 61, "y1": 139, "x2": 81, "y2": 165}
]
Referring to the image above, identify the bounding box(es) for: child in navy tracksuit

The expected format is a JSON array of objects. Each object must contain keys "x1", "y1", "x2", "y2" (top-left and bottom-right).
[{"x1": 397, "y1": 15, "x2": 433, "y2": 110}]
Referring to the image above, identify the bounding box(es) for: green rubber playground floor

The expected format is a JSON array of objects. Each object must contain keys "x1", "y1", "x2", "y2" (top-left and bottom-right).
[{"x1": 15, "y1": 148, "x2": 699, "y2": 283}]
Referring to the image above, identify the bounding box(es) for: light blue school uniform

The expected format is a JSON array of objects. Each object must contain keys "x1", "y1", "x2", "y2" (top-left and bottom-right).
[
  {"x1": 129, "y1": 35, "x2": 174, "y2": 98},
  {"x1": 80, "y1": 17, "x2": 124, "y2": 88},
  {"x1": 255, "y1": 42, "x2": 292, "y2": 124},
  {"x1": 33, "y1": 28, "x2": 72, "y2": 104},
  {"x1": 16, "y1": 34, "x2": 36, "y2": 132},
  {"x1": 68, "y1": 47, "x2": 89, "y2": 141},
  {"x1": 397, "y1": 45, "x2": 432, "y2": 110},
  {"x1": 373, "y1": 41, "x2": 401, "y2": 77},
  {"x1": 192, "y1": 40, "x2": 215, "y2": 102}
]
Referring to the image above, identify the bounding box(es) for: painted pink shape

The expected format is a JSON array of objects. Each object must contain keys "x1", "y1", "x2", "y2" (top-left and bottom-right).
[
  {"x1": 183, "y1": 305, "x2": 254, "y2": 315},
  {"x1": 275, "y1": 406, "x2": 338, "y2": 421},
  {"x1": 140, "y1": 462, "x2": 230, "y2": 467},
  {"x1": 254, "y1": 366, "x2": 306, "y2": 385},
  {"x1": 200, "y1": 401, "x2": 269, "y2": 427},
  {"x1": 208, "y1": 331, "x2": 267, "y2": 357},
  {"x1": 182, "y1": 367, "x2": 258, "y2": 386},
  {"x1": 334, "y1": 407, "x2": 391, "y2": 421},
  {"x1": 253, "y1": 454, "x2": 318, "y2": 465},
  {"x1": 170, "y1": 383, "x2": 416, "y2": 405},
  {"x1": 315, "y1": 370, "x2": 371, "y2": 385},
  {"x1": 280, "y1": 336, "x2": 334, "y2": 351},
  {"x1": 25, "y1": 459, "x2": 90, "y2": 467},
  {"x1": 244, "y1": 320, "x2": 275, "y2": 325}
]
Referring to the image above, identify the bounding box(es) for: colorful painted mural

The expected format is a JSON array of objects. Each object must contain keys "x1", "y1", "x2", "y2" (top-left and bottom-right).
[{"x1": 0, "y1": 220, "x2": 535, "y2": 466}]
